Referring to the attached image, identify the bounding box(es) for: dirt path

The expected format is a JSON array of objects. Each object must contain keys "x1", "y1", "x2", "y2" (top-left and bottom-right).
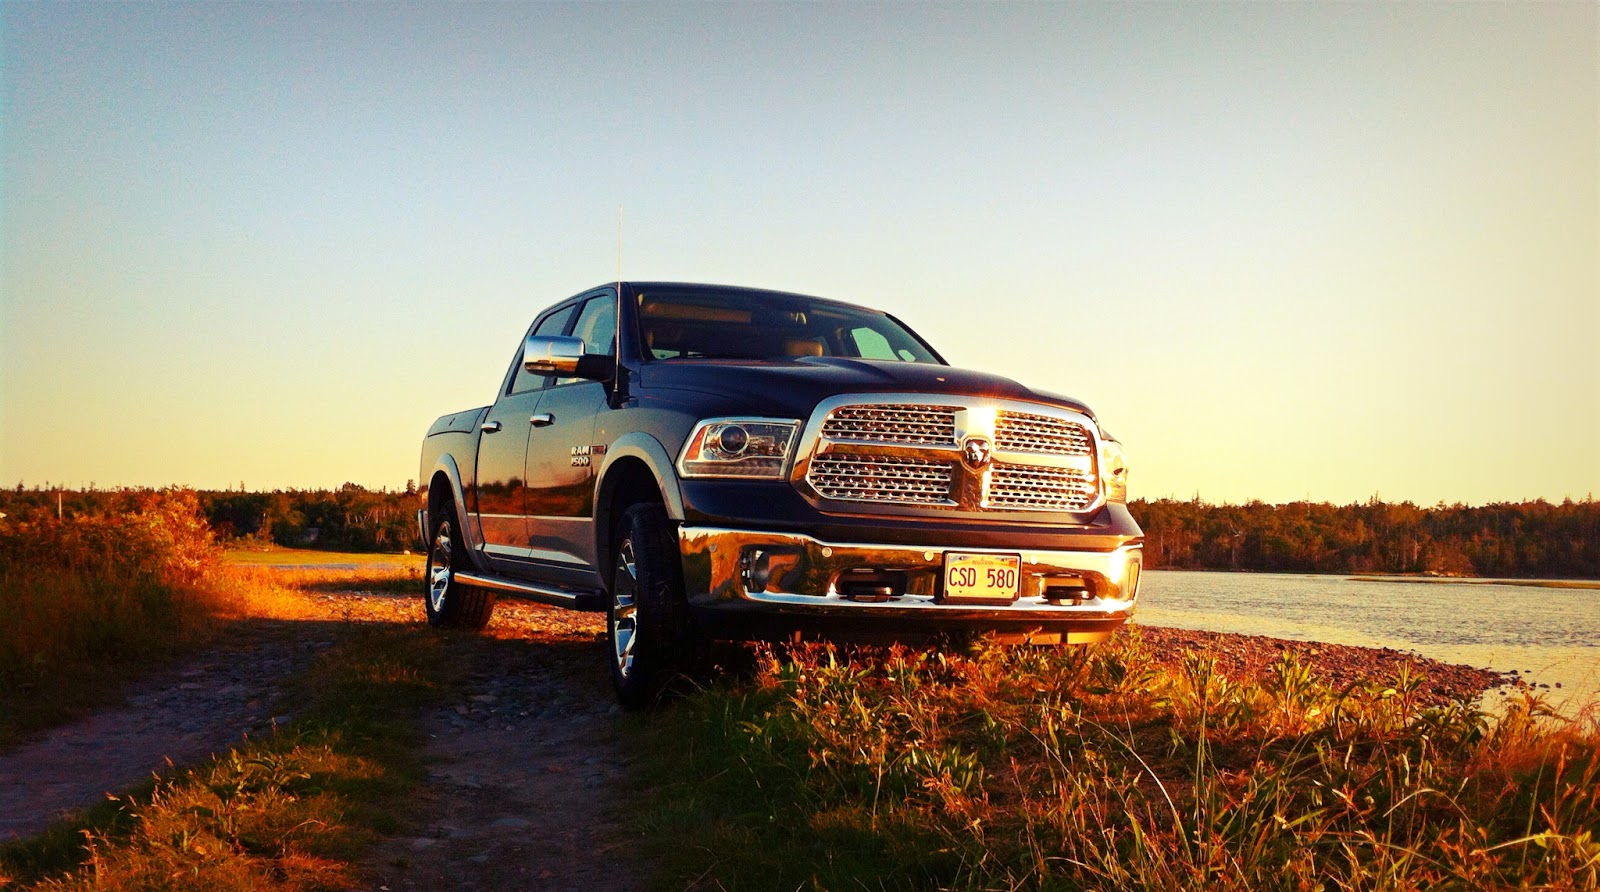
[
  {"x1": 360, "y1": 605, "x2": 640, "y2": 892},
  {"x1": 0, "y1": 621, "x2": 325, "y2": 841},
  {"x1": 0, "y1": 589, "x2": 649, "y2": 891}
]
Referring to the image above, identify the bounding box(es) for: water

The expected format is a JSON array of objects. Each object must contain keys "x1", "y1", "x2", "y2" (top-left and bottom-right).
[{"x1": 1135, "y1": 570, "x2": 1600, "y2": 707}]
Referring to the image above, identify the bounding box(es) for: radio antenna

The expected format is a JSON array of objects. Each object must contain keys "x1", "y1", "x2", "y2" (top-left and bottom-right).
[{"x1": 614, "y1": 204, "x2": 625, "y2": 373}]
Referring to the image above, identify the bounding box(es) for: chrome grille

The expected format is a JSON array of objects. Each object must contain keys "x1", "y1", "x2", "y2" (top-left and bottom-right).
[
  {"x1": 808, "y1": 455, "x2": 955, "y2": 504},
  {"x1": 820, "y1": 404, "x2": 958, "y2": 446},
  {"x1": 803, "y1": 398, "x2": 1103, "y2": 514},
  {"x1": 987, "y1": 463, "x2": 1098, "y2": 512},
  {"x1": 996, "y1": 411, "x2": 1093, "y2": 456}
]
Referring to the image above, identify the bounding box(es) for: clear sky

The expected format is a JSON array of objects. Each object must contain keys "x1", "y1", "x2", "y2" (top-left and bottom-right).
[{"x1": 2, "y1": 2, "x2": 1595, "y2": 505}]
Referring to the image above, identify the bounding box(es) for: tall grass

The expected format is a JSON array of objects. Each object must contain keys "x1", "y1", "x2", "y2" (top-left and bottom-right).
[
  {"x1": 0, "y1": 490, "x2": 243, "y2": 743},
  {"x1": 635, "y1": 634, "x2": 1600, "y2": 891}
]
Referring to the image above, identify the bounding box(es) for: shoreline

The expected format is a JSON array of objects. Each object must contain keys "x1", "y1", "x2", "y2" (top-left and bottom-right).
[
  {"x1": 1146, "y1": 568, "x2": 1600, "y2": 590},
  {"x1": 1347, "y1": 575, "x2": 1600, "y2": 590},
  {"x1": 1129, "y1": 624, "x2": 1518, "y2": 708}
]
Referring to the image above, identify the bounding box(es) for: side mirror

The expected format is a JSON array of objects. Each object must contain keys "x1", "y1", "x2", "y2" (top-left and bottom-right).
[{"x1": 523, "y1": 335, "x2": 614, "y2": 381}]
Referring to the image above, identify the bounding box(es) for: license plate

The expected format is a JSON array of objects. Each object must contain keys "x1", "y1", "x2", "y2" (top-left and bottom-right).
[{"x1": 942, "y1": 552, "x2": 1021, "y2": 603}]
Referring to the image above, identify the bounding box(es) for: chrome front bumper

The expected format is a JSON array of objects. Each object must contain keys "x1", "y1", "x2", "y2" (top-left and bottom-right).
[{"x1": 679, "y1": 526, "x2": 1141, "y2": 642}]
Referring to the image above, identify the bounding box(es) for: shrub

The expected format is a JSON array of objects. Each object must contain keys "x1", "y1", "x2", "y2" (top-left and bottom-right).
[{"x1": 0, "y1": 490, "x2": 237, "y2": 736}]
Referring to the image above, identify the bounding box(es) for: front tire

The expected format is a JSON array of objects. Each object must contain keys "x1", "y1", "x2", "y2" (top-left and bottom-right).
[
  {"x1": 424, "y1": 511, "x2": 495, "y2": 630},
  {"x1": 607, "y1": 503, "x2": 697, "y2": 707}
]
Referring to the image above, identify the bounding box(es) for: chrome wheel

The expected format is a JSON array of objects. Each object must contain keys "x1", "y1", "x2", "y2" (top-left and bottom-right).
[
  {"x1": 607, "y1": 502, "x2": 696, "y2": 708},
  {"x1": 611, "y1": 539, "x2": 639, "y2": 680},
  {"x1": 429, "y1": 522, "x2": 453, "y2": 614}
]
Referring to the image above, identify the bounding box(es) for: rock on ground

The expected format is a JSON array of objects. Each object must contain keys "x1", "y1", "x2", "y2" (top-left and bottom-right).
[{"x1": 1132, "y1": 624, "x2": 1514, "y2": 707}]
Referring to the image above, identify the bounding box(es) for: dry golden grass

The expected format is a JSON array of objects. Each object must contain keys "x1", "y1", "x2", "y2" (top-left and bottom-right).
[
  {"x1": 0, "y1": 492, "x2": 238, "y2": 744},
  {"x1": 635, "y1": 636, "x2": 1600, "y2": 891},
  {"x1": 0, "y1": 492, "x2": 422, "y2": 744},
  {"x1": 0, "y1": 496, "x2": 437, "y2": 890}
]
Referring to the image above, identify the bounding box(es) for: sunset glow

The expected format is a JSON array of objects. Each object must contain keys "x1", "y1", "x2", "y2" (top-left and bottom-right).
[{"x1": 2, "y1": 3, "x2": 1594, "y2": 504}]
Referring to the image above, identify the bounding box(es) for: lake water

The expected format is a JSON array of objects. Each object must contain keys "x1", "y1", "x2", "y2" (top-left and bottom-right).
[{"x1": 1134, "y1": 570, "x2": 1600, "y2": 707}]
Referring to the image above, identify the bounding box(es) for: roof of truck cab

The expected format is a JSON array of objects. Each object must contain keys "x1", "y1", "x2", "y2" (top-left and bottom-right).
[{"x1": 608, "y1": 282, "x2": 888, "y2": 316}]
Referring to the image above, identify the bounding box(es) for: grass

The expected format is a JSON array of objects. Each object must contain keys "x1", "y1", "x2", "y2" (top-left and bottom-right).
[
  {"x1": 0, "y1": 494, "x2": 428, "y2": 745},
  {"x1": 631, "y1": 634, "x2": 1600, "y2": 891},
  {"x1": 0, "y1": 491, "x2": 247, "y2": 746},
  {"x1": 0, "y1": 499, "x2": 451, "y2": 889},
  {"x1": 223, "y1": 549, "x2": 426, "y2": 595},
  {"x1": 0, "y1": 623, "x2": 452, "y2": 890},
  {"x1": 223, "y1": 548, "x2": 425, "y2": 569},
  {"x1": 223, "y1": 549, "x2": 426, "y2": 597},
  {"x1": 9, "y1": 495, "x2": 1595, "y2": 889}
]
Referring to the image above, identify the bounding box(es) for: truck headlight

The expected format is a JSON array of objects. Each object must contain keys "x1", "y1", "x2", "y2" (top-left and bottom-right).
[
  {"x1": 1101, "y1": 437, "x2": 1129, "y2": 503},
  {"x1": 679, "y1": 418, "x2": 801, "y2": 479}
]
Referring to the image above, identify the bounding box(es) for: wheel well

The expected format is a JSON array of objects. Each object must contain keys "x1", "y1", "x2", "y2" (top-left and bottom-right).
[
  {"x1": 428, "y1": 472, "x2": 454, "y2": 532},
  {"x1": 597, "y1": 458, "x2": 667, "y2": 578}
]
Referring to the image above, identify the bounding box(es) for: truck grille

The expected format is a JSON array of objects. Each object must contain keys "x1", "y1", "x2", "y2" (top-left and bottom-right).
[
  {"x1": 987, "y1": 463, "x2": 1098, "y2": 512},
  {"x1": 803, "y1": 398, "x2": 1103, "y2": 515},
  {"x1": 820, "y1": 404, "x2": 958, "y2": 446},
  {"x1": 995, "y1": 411, "x2": 1093, "y2": 456},
  {"x1": 808, "y1": 455, "x2": 955, "y2": 504}
]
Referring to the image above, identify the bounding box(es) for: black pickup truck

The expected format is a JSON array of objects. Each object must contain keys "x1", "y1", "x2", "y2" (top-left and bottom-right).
[{"x1": 418, "y1": 283, "x2": 1143, "y2": 705}]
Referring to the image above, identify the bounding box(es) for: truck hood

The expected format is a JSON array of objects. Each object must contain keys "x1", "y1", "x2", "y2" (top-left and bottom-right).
[{"x1": 636, "y1": 357, "x2": 1096, "y2": 421}]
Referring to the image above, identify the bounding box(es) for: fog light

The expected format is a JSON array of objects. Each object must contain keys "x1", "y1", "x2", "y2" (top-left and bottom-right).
[{"x1": 742, "y1": 546, "x2": 804, "y2": 594}]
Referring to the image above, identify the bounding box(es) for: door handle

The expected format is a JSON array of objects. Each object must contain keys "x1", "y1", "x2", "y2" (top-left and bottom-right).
[
  {"x1": 480, "y1": 421, "x2": 503, "y2": 433},
  {"x1": 530, "y1": 413, "x2": 555, "y2": 427}
]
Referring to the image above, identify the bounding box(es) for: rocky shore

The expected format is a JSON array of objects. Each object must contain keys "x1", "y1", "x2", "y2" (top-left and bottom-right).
[{"x1": 1132, "y1": 624, "x2": 1516, "y2": 707}]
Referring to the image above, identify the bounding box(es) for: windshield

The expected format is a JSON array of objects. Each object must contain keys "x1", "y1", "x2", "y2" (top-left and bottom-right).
[{"x1": 634, "y1": 289, "x2": 941, "y2": 364}]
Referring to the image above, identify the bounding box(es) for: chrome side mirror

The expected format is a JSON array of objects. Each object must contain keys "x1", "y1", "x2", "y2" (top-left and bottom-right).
[
  {"x1": 523, "y1": 335, "x2": 615, "y2": 382},
  {"x1": 523, "y1": 335, "x2": 586, "y2": 375}
]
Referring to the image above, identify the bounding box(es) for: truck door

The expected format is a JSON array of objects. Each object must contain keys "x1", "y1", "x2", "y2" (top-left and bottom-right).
[
  {"x1": 520, "y1": 291, "x2": 615, "y2": 590},
  {"x1": 474, "y1": 304, "x2": 575, "y2": 572}
]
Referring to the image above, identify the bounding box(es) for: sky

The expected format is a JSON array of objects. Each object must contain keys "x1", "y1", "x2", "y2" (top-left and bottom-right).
[{"x1": 2, "y1": 2, "x2": 1595, "y2": 506}]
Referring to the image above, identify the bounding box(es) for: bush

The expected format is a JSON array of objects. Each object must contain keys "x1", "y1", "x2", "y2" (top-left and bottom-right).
[{"x1": 0, "y1": 490, "x2": 235, "y2": 732}]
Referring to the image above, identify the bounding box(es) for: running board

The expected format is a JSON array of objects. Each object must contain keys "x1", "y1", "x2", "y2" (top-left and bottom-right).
[{"x1": 454, "y1": 572, "x2": 608, "y2": 612}]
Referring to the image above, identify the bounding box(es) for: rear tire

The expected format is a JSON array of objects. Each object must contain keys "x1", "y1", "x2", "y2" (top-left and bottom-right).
[
  {"x1": 607, "y1": 503, "x2": 697, "y2": 707},
  {"x1": 424, "y1": 510, "x2": 496, "y2": 630}
]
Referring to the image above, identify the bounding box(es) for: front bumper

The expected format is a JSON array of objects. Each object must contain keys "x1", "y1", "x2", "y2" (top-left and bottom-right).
[{"x1": 679, "y1": 526, "x2": 1141, "y2": 644}]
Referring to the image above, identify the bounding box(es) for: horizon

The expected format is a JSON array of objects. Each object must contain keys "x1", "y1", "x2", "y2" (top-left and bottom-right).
[
  {"x1": 3, "y1": 3, "x2": 1595, "y2": 504},
  {"x1": 5, "y1": 480, "x2": 1595, "y2": 513}
]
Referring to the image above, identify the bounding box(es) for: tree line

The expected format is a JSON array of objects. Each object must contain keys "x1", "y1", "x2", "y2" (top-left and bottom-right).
[
  {"x1": 1132, "y1": 497, "x2": 1600, "y2": 578},
  {"x1": 2, "y1": 483, "x2": 419, "y2": 554},
  {"x1": 4, "y1": 485, "x2": 1596, "y2": 578}
]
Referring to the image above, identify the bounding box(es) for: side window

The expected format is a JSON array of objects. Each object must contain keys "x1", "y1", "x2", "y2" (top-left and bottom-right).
[
  {"x1": 508, "y1": 306, "x2": 576, "y2": 394},
  {"x1": 557, "y1": 295, "x2": 617, "y2": 385},
  {"x1": 848, "y1": 324, "x2": 921, "y2": 362},
  {"x1": 571, "y1": 295, "x2": 617, "y2": 357}
]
